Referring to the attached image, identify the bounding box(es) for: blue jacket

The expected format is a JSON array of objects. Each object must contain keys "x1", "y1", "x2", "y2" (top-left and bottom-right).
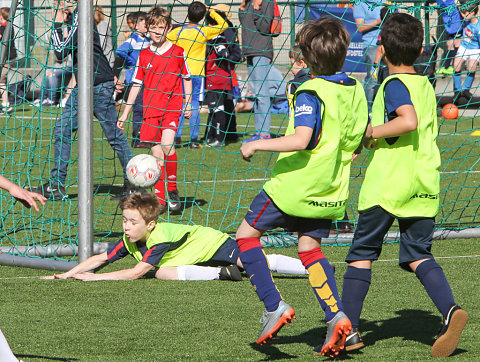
[{"x1": 115, "y1": 32, "x2": 150, "y2": 84}]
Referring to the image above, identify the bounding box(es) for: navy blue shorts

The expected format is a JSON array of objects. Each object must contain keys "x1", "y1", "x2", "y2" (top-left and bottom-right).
[
  {"x1": 197, "y1": 238, "x2": 239, "y2": 267},
  {"x1": 345, "y1": 206, "x2": 435, "y2": 271},
  {"x1": 244, "y1": 190, "x2": 331, "y2": 239}
]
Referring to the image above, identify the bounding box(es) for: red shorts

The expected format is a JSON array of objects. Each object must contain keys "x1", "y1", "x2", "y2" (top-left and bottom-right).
[{"x1": 140, "y1": 111, "x2": 181, "y2": 143}]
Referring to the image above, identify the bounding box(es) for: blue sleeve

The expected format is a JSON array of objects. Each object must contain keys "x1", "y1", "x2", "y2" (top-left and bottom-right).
[
  {"x1": 353, "y1": 3, "x2": 366, "y2": 19},
  {"x1": 106, "y1": 240, "x2": 129, "y2": 263},
  {"x1": 115, "y1": 41, "x2": 137, "y2": 67},
  {"x1": 293, "y1": 92, "x2": 322, "y2": 150},
  {"x1": 141, "y1": 243, "x2": 170, "y2": 266},
  {"x1": 384, "y1": 79, "x2": 413, "y2": 121},
  {"x1": 294, "y1": 92, "x2": 320, "y2": 128}
]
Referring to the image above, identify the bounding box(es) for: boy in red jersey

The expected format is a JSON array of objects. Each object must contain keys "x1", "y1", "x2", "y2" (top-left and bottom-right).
[{"x1": 118, "y1": 6, "x2": 192, "y2": 211}]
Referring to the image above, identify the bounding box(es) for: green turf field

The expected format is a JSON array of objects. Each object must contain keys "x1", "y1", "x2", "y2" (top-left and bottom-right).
[
  {"x1": 0, "y1": 239, "x2": 478, "y2": 361},
  {"x1": 0, "y1": 106, "x2": 478, "y2": 360},
  {"x1": 0, "y1": 107, "x2": 479, "y2": 253}
]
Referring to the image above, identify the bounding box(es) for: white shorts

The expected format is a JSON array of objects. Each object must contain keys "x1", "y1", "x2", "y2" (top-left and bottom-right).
[{"x1": 457, "y1": 46, "x2": 480, "y2": 62}]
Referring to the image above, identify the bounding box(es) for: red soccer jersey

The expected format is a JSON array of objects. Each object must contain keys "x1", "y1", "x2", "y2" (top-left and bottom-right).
[{"x1": 132, "y1": 42, "x2": 190, "y2": 119}]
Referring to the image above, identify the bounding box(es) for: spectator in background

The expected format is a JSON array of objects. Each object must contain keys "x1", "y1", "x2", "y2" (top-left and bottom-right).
[
  {"x1": 0, "y1": 7, "x2": 17, "y2": 113},
  {"x1": 115, "y1": 11, "x2": 149, "y2": 147},
  {"x1": 32, "y1": 0, "x2": 133, "y2": 201},
  {"x1": 203, "y1": 4, "x2": 241, "y2": 146},
  {"x1": 94, "y1": 5, "x2": 114, "y2": 67},
  {"x1": 34, "y1": 55, "x2": 74, "y2": 107},
  {"x1": 353, "y1": 0, "x2": 383, "y2": 113},
  {"x1": 167, "y1": 1, "x2": 228, "y2": 149},
  {"x1": 436, "y1": 0, "x2": 463, "y2": 76},
  {"x1": 239, "y1": 0, "x2": 279, "y2": 143},
  {"x1": 112, "y1": 11, "x2": 143, "y2": 103},
  {"x1": 452, "y1": 0, "x2": 480, "y2": 103}
]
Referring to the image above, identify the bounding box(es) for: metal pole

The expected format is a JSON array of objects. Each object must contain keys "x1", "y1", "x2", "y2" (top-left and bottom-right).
[
  {"x1": 77, "y1": 0, "x2": 94, "y2": 262},
  {"x1": 0, "y1": 253, "x2": 77, "y2": 271}
]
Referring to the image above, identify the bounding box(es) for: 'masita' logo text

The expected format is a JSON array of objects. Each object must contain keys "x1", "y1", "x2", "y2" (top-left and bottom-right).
[
  {"x1": 308, "y1": 200, "x2": 346, "y2": 207},
  {"x1": 410, "y1": 193, "x2": 438, "y2": 200}
]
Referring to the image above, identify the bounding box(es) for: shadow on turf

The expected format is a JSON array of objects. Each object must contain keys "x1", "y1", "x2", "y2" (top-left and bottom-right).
[
  {"x1": 16, "y1": 354, "x2": 78, "y2": 361},
  {"x1": 248, "y1": 309, "x2": 468, "y2": 359}
]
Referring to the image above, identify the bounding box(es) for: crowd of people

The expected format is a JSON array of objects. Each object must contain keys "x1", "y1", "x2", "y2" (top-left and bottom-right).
[{"x1": 0, "y1": 1, "x2": 472, "y2": 360}]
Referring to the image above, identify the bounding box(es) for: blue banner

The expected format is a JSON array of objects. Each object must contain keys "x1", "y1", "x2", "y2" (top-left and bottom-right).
[{"x1": 296, "y1": 2, "x2": 365, "y2": 72}]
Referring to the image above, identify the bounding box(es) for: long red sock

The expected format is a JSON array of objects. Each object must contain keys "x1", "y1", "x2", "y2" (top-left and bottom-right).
[
  {"x1": 165, "y1": 153, "x2": 177, "y2": 192},
  {"x1": 154, "y1": 174, "x2": 166, "y2": 206}
]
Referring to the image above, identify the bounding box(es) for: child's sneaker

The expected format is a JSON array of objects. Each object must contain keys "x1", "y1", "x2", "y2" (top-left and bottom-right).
[
  {"x1": 257, "y1": 300, "x2": 296, "y2": 345},
  {"x1": 431, "y1": 305, "x2": 468, "y2": 357},
  {"x1": 313, "y1": 311, "x2": 351, "y2": 357},
  {"x1": 344, "y1": 327, "x2": 365, "y2": 351},
  {"x1": 167, "y1": 190, "x2": 181, "y2": 211},
  {"x1": 219, "y1": 265, "x2": 243, "y2": 281}
]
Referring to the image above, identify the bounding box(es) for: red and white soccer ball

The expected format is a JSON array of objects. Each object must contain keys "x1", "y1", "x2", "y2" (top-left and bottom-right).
[{"x1": 126, "y1": 154, "x2": 162, "y2": 188}]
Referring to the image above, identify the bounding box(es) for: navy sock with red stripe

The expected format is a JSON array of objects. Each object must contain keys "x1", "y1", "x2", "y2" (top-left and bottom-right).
[
  {"x1": 299, "y1": 248, "x2": 343, "y2": 322},
  {"x1": 237, "y1": 237, "x2": 282, "y2": 312}
]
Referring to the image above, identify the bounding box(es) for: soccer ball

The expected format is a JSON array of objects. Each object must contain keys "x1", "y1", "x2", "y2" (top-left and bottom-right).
[
  {"x1": 442, "y1": 103, "x2": 459, "y2": 119},
  {"x1": 126, "y1": 154, "x2": 162, "y2": 188}
]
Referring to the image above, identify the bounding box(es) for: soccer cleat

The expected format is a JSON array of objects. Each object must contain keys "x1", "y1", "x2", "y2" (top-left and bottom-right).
[
  {"x1": 206, "y1": 140, "x2": 223, "y2": 148},
  {"x1": 219, "y1": 265, "x2": 243, "y2": 281},
  {"x1": 462, "y1": 90, "x2": 473, "y2": 102},
  {"x1": 189, "y1": 139, "x2": 203, "y2": 149},
  {"x1": 313, "y1": 311, "x2": 352, "y2": 357},
  {"x1": 167, "y1": 190, "x2": 182, "y2": 211},
  {"x1": 344, "y1": 327, "x2": 365, "y2": 352},
  {"x1": 437, "y1": 66, "x2": 454, "y2": 76},
  {"x1": 257, "y1": 300, "x2": 296, "y2": 345},
  {"x1": 31, "y1": 182, "x2": 68, "y2": 201},
  {"x1": 174, "y1": 137, "x2": 183, "y2": 148},
  {"x1": 431, "y1": 305, "x2": 468, "y2": 357}
]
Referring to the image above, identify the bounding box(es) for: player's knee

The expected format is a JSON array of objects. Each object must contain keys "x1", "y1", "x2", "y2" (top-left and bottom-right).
[{"x1": 298, "y1": 247, "x2": 325, "y2": 268}]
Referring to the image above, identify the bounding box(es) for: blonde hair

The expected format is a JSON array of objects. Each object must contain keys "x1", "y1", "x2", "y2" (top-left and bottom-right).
[
  {"x1": 119, "y1": 192, "x2": 164, "y2": 223},
  {"x1": 94, "y1": 5, "x2": 105, "y2": 24}
]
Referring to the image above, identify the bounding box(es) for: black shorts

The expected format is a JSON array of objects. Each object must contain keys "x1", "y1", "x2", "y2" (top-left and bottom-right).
[
  {"x1": 197, "y1": 238, "x2": 239, "y2": 267},
  {"x1": 446, "y1": 31, "x2": 462, "y2": 41},
  {"x1": 244, "y1": 190, "x2": 332, "y2": 239},
  {"x1": 345, "y1": 206, "x2": 435, "y2": 271}
]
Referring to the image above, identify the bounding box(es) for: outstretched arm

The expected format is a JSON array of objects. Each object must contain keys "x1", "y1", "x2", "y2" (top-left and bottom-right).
[
  {"x1": 240, "y1": 126, "x2": 313, "y2": 161},
  {"x1": 72, "y1": 261, "x2": 153, "y2": 281},
  {"x1": 41, "y1": 252, "x2": 109, "y2": 279},
  {"x1": 0, "y1": 175, "x2": 46, "y2": 211}
]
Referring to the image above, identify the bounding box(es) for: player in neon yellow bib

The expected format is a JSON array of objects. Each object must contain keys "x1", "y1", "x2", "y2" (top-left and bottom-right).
[
  {"x1": 342, "y1": 13, "x2": 468, "y2": 357},
  {"x1": 236, "y1": 18, "x2": 368, "y2": 356},
  {"x1": 43, "y1": 192, "x2": 307, "y2": 281}
]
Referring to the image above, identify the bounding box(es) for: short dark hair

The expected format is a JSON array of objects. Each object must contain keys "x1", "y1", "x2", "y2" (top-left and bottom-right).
[
  {"x1": 295, "y1": 18, "x2": 350, "y2": 76},
  {"x1": 381, "y1": 13, "x2": 423, "y2": 66},
  {"x1": 136, "y1": 11, "x2": 147, "y2": 24},
  {"x1": 458, "y1": 0, "x2": 480, "y2": 15},
  {"x1": 188, "y1": 1, "x2": 207, "y2": 23},
  {"x1": 120, "y1": 192, "x2": 164, "y2": 223}
]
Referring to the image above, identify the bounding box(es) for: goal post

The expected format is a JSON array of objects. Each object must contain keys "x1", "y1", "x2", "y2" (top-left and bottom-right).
[{"x1": 0, "y1": 0, "x2": 479, "y2": 271}]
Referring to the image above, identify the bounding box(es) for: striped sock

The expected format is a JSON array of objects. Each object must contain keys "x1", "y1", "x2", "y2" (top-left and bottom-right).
[{"x1": 299, "y1": 248, "x2": 342, "y2": 322}]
